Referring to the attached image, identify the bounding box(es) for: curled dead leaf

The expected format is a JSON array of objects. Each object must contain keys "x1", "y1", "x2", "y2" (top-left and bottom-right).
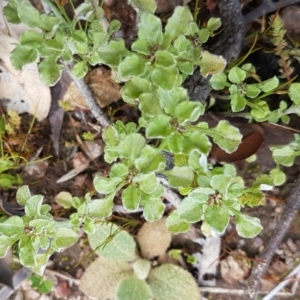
[{"x1": 210, "y1": 124, "x2": 264, "y2": 163}]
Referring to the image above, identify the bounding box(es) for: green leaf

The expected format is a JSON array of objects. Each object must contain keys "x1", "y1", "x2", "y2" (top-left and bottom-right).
[
  {"x1": 198, "y1": 28, "x2": 210, "y2": 43},
  {"x1": 19, "y1": 236, "x2": 38, "y2": 267},
  {"x1": 138, "y1": 12, "x2": 163, "y2": 46},
  {"x1": 165, "y1": 7, "x2": 193, "y2": 40},
  {"x1": 40, "y1": 14, "x2": 62, "y2": 32},
  {"x1": 174, "y1": 101, "x2": 204, "y2": 123},
  {"x1": 167, "y1": 133, "x2": 193, "y2": 154},
  {"x1": 151, "y1": 66, "x2": 178, "y2": 90},
  {"x1": 155, "y1": 51, "x2": 176, "y2": 68},
  {"x1": 93, "y1": 176, "x2": 122, "y2": 194},
  {"x1": 272, "y1": 146, "x2": 297, "y2": 166},
  {"x1": 249, "y1": 100, "x2": 270, "y2": 121},
  {"x1": 108, "y1": 19, "x2": 122, "y2": 36},
  {"x1": 289, "y1": 82, "x2": 300, "y2": 105},
  {"x1": 37, "y1": 279, "x2": 53, "y2": 294},
  {"x1": 162, "y1": 166, "x2": 193, "y2": 188},
  {"x1": 29, "y1": 275, "x2": 42, "y2": 288},
  {"x1": 121, "y1": 77, "x2": 152, "y2": 104},
  {"x1": 88, "y1": 223, "x2": 137, "y2": 261},
  {"x1": 0, "y1": 174, "x2": 19, "y2": 189},
  {"x1": 173, "y1": 35, "x2": 191, "y2": 53},
  {"x1": 166, "y1": 211, "x2": 190, "y2": 234},
  {"x1": 177, "y1": 61, "x2": 194, "y2": 75},
  {"x1": 210, "y1": 174, "x2": 232, "y2": 196},
  {"x1": 133, "y1": 173, "x2": 158, "y2": 194},
  {"x1": 110, "y1": 163, "x2": 129, "y2": 178},
  {"x1": 122, "y1": 185, "x2": 142, "y2": 211},
  {"x1": 103, "y1": 125, "x2": 122, "y2": 146},
  {"x1": 259, "y1": 76, "x2": 279, "y2": 93},
  {"x1": 19, "y1": 30, "x2": 44, "y2": 48},
  {"x1": 189, "y1": 188, "x2": 215, "y2": 202},
  {"x1": 55, "y1": 227, "x2": 78, "y2": 248},
  {"x1": 72, "y1": 61, "x2": 88, "y2": 78},
  {"x1": 209, "y1": 72, "x2": 228, "y2": 90},
  {"x1": 204, "y1": 204, "x2": 229, "y2": 234},
  {"x1": 74, "y1": 2, "x2": 104, "y2": 22},
  {"x1": 98, "y1": 40, "x2": 128, "y2": 66},
  {"x1": 131, "y1": 39, "x2": 151, "y2": 55},
  {"x1": 0, "y1": 236, "x2": 19, "y2": 257},
  {"x1": 87, "y1": 197, "x2": 114, "y2": 218},
  {"x1": 17, "y1": 3, "x2": 40, "y2": 27},
  {"x1": 146, "y1": 115, "x2": 173, "y2": 138},
  {"x1": 246, "y1": 84, "x2": 261, "y2": 98},
  {"x1": 44, "y1": 36, "x2": 65, "y2": 51},
  {"x1": 25, "y1": 195, "x2": 44, "y2": 216},
  {"x1": 132, "y1": 259, "x2": 151, "y2": 280},
  {"x1": 269, "y1": 168, "x2": 286, "y2": 186},
  {"x1": 83, "y1": 216, "x2": 96, "y2": 235},
  {"x1": 130, "y1": 0, "x2": 157, "y2": 13},
  {"x1": 10, "y1": 46, "x2": 38, "y2": 70},
  {"x1": 116, "y1": 277, "x2": 153, "y2": 300},
  {"x1": 228, "y1": 66, "x2": 246, "y2": 83},
  {"x1": 0, "y1": 216, "x2": 24, "y2": 236},
  {"x1": 235, "y1": 213, "x2": 262, "y2": 238},
  {"x1": 198, "y1": 51, "x2": 226, "y2": 78},
  {"x1": 16, "y1": 185, "x2": 32, "y2": 205},
  {"x1": 177, "y1": 197, "x2": 203, "y2": 223},
  {"x1": 211, "y1": 121, "x2": 242, "y2": 153},
  {"x1": 231, "y1": 94, "x2": 246, "y2": 112},
  {"x1": 139, "y1": 93, "x2": 163, "y2": 117},
  {"x1": 207, "y1": 17, "x2": 222, "y2": 32},
  {"x1": 3, "y1": 1, "x2": 20, "y2": 23},
  {"x1": 118, "y1": 55, "x2": 147, "y2": 78},
  {"x1": 142, "y1": 198, "x2": 165, "y2": 222},
  {"x1": 157, "y1": 87, "x2": 189, "y2": 115},
  {"x1": 119, "y1": 133, "x2": 146, "y2": 161},
  {"x1": 55, "y1": 191, "x2": 73, "y2": 208},
  {"x1": 38, "y1": 59, "x2": 62, "y2": 86},
  {"x1": 148, "y1": 264, "x2": 200, "y2": 300},
  {"x1": 187, "y1": 131, "x2": 212, "y2": 155},
  {"x1": 135, "y1": 146, "x2": 166, "y2": 173}
]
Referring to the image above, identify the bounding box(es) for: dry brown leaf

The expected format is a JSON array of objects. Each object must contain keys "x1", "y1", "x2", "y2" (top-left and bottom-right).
[
  {"x1": 0, "y1": 34, "x2": 51, "y2": 121},
  {"x1": 62, "y1": 67, "x2": 121, "y2": 110}
]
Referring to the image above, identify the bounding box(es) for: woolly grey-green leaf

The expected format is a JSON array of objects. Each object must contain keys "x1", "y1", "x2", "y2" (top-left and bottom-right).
[{"x1": 147, "y1": 264, "x2": 200, "y2": 300}]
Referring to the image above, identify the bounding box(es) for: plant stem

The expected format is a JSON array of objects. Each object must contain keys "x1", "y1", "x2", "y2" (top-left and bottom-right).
[{"x1": 243, "y1": 174, "x2": 300, "y2": 299}]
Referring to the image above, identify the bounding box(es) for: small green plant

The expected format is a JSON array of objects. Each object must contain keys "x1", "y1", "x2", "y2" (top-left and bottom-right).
[
  {"x1": 28, "y1": 275, "x2": 53, "y2": 294},
  {"x1": 2, "y1": 0, "x2": 300, "y2": 287},
  {"x1": 210, "y1": 64, "x2": 300, "y2": 124},
  {"x1": 0, "y1": 114, "x2": 23, "y2": 189}
]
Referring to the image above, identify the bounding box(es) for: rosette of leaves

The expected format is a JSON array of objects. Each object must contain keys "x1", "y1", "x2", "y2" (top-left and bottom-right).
[
  {"x1": 3, "y1": 0, "x2": 127, "y2": 85},
  {"x1": 211, "y1": 65, "x2": 300, "y2": 123},
  {"x1": 119, "y1": 6, "x2": 225, "y2": 92},
  {"x1": 210, "y1": 63, "x2": 281, "y2": 120},
  {"x1": 0, "y1": 186, "x2": 78, "y2": 275},
  {"x1": 94, "y1": 121, "x2": 166, "y2": 222},
  {"x1": 166, "y1": 164, "x2": 264, "y2": 238}
]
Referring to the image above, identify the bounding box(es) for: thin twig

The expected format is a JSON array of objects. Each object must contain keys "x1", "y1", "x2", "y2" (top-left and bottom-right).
[
  {"x1": 262, "y1": 261, "x2": 300, "y2": 300},
  {"x1": 64, "y1": 62, "x2": 111, "y2": 129},
  {"x1": 243, "y1": 175, "x2": 300, "y2": 299},
  {"x1": 199, "y1": 286, "x2": 292, "y2": 297},
  {"x1": 244, "y1": 0, "x2": 300, "y2": 24}
]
